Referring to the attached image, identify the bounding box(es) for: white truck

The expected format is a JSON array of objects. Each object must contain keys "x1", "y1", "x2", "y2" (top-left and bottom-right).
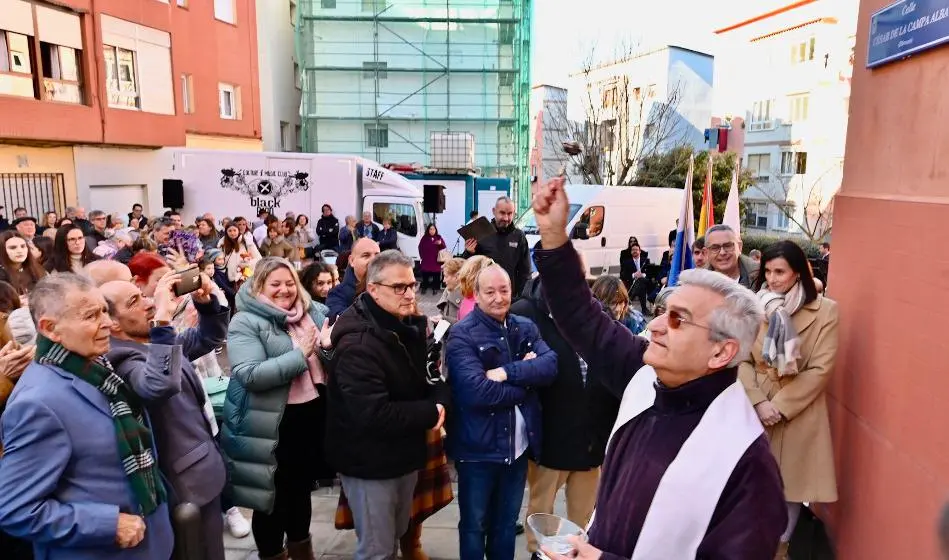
[
  {"x1": 517, "y1": 184, "x2": 681, "y2": 278},
  {"x1": 164, "y1": 149, "x2": 426, "y2": 261}
]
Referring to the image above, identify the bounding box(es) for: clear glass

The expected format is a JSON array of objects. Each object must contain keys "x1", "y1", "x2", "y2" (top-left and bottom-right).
[{"x1": 527, "y1": 513, "x2": 587, "y2": 559}]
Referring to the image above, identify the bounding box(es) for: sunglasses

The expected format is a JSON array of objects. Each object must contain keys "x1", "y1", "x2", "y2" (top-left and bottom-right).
[{"x1": 666, "y1": 309, "x2": 714, "y2": 333}]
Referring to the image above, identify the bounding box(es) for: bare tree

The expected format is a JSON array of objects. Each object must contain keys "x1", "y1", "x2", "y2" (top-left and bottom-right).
[
  {"x1": 542, "y1": 44, "x2": 689, "y2": 185},
  {"x1": 758, "y1": 162, "x2": 840, "y2": 241}
]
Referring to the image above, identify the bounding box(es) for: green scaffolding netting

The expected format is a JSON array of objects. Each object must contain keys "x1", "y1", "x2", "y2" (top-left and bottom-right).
[{"x1": 295, "y1": 0, "x2": 532, "y2": 210}]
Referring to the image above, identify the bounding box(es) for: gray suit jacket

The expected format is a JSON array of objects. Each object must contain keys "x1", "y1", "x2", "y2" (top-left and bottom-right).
[{"x1": 107, "y1": 299, "x2": 229, "y2": 507}]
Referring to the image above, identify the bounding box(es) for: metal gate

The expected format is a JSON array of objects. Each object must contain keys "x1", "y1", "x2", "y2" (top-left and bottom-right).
[{"x1": 0, "y1": 173, "x2": 68, "y2": 219}]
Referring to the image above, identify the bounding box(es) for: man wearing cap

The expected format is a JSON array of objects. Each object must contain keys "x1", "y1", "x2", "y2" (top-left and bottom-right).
[{"x1": 12, "y1": 216, "x2": 36, "y2": 244}]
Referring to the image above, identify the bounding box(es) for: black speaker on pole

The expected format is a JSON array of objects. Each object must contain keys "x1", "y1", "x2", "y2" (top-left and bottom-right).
[
  {"x1": 162, "y1": 179, "x2": 184, "y2": 209},
  {"x1": 423, "y1": 184, "x2": 446, "y2": 213}
]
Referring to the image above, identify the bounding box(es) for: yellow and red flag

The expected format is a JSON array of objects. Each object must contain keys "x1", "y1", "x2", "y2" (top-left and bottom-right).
[{"x1": 697, "y1": 157, "x2": 715, "y2": 236}]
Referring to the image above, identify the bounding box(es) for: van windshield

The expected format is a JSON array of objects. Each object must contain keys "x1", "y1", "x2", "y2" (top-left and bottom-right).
[{"x1": 516, "y1": 204, "x2": 582, "y2": 235}]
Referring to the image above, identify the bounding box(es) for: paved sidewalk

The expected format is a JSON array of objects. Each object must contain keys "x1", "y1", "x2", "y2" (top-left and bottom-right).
[{"x1": 223, "y1": 483, "x2": 568, "y2": 559}]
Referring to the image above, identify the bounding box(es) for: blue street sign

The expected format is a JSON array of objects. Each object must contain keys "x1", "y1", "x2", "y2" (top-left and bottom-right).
[{"x1": 868, "y1": 0, "x2": 949, "y2": 68}]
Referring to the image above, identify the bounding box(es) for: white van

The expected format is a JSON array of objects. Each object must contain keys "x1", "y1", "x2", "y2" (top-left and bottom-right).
[
  {"x1": 165, "y1": 149, "x2": 425, "y2": 261},
  {"x1": 517, "y1": 184, "x2": 681, "y2": 278}
]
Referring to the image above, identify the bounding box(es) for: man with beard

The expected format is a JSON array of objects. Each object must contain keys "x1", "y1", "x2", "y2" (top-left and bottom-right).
[{"x1": 463, "y1": 196, "x2": 530, "y2": 295}]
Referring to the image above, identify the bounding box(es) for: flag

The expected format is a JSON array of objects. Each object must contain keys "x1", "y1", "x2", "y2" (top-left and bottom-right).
[
  {"x1": 668, "y1": 155, "x2": 696, "y2": 288},
  {"x1": 722, "y1": 163, "x2": 741, "y2": 235},
  {"x1": 697, "y1": 156, "x2": 715, "y2": 236}
]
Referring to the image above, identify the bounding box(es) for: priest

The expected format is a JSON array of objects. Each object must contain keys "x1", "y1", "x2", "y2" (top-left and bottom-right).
[{"x1": 532, "y1": 176, "x2": 787, "y2": 560}]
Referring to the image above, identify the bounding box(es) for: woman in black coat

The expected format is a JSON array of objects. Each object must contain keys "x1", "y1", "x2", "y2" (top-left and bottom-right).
[{"x1": 510, "y1": 277, "x2": 619, "y2": 555}]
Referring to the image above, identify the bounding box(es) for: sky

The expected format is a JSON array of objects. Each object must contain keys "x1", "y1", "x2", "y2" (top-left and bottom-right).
[{"x1": 530, "y1": 0, "x2": 786, "y2": 88}]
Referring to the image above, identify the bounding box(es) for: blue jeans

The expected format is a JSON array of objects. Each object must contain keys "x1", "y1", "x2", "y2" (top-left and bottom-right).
[{"x1": 456, "y1": 455, "x2": 529, "y2": 560}]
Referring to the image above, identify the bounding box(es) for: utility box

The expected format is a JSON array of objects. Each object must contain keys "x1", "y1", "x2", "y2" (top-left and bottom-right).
[{"x1": 430, "y1": 132, "x2": 476, "y2": 171}]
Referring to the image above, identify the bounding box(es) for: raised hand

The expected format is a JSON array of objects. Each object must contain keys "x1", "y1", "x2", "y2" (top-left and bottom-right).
[
  {"x1": 532, "y1": 175, "x2": 570, "y2": 249},
  {"x1": 152, "y1": 270, "x2": 181, "y2": 323},
  {"x1": 318, "y1": 318, "x2": 334, "y2": 350}
]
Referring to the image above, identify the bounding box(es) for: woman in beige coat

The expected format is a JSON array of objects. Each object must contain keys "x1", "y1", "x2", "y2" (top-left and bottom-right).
[{"x1": 739, "y1": 240, "x2": 839, "y2": 560}]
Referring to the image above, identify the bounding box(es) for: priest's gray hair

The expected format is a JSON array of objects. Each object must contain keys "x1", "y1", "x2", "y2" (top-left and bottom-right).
[
  {"x1": 367, "y1": 250, "x2": 415, "y2": 284},
  {"x1": 678, "y1": 268, "x2": 764, "y2": 367},
  {"x1": 30, "y1": 272, "x2": 96, "y2": 323}
]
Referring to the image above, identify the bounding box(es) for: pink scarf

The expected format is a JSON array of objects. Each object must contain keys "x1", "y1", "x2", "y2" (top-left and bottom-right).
[{"x1": 256, "y1": 294, "x2": 325, "y2": 404}]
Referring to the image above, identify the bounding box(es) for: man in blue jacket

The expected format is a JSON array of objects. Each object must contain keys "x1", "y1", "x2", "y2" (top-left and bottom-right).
[
  {"x1": 0, "y1": 273, "x2": 174, "y2": 560},
  {"x1": 446, "y1": 264, "x2": 558, "y2": 560}
]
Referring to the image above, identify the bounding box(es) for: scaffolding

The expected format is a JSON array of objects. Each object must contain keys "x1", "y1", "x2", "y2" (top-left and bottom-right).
[{"x1": 295, "y1": 0, "x2": 532, "y2": 209}]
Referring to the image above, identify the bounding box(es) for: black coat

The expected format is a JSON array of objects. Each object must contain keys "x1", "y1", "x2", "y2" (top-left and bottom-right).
[
  {"x1": 466, "y1": 220, "x2": 531, "y2": 295},
  {"x1": 325, "y1": 293, "x2": 451, "y2": 480},
  {"x1": 316, "y1": 215, "x2": 340, "y2": 248},
  {"x1": 510, "y1": 280, "x2": 617, "y2": 471}
]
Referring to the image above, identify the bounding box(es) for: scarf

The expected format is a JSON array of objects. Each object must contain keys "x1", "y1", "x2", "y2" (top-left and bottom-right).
[
  {"x1": 36, "y1": 335, "x2": 166, "y2": 515},
  {"x1": 757, "y1": 281, "x2": 806, "y2": 376},
  {"x1": 255, "y1": 294, "x2": 324, "y2": 404}
]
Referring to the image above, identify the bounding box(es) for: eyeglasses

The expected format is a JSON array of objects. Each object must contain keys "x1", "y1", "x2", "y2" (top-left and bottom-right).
[
  {"x1": 373, "y1": 281, "x2": 420, "y2": 295},
  {"x1": 706, "y1": 242, "x2": 736, "y2": 254},
  {"x1": 667, "y1": 309, "x2": 714, "y2": 332}
]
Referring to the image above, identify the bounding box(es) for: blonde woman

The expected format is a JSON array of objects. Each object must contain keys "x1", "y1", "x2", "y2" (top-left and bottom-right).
[
  {"x1": 456, "y1": 255, "x2": 494, "y2": 321},
  {"x1": 222, "y1": 257, "x2": 331, "y2": 560},
  {"x1": 436, "y1": 257, "x2": 466, "y2": 324}
]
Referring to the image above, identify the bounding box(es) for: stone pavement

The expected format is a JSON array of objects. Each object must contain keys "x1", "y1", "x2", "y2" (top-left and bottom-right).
[{"x1": 223, "y1": 482, "x2": 573, "y2": 559}]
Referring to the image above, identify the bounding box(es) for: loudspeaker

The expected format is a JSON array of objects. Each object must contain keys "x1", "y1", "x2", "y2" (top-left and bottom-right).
[
  {"x1": 423, "y1": 184, "x2": 446, "y2": 213},
  {"x1": 163, "y1": 179, "x2": 184, "y2": 209}
]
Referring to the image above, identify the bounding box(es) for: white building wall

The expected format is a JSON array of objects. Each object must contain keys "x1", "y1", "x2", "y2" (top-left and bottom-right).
[{"x1": 257, "y1": 0, "x2": 301, "y2": 152}]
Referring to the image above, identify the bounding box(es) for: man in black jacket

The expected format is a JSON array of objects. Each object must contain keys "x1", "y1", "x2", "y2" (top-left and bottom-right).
[
  {"x1": 326, "y1": 250, "x2": 450, "y2": 560},
  {"x1": 511, "y1": 277, "x2": 617, "y2": 558},
  {"x1": 464, "y1": 196, "x2": 531, "y2": 295}
]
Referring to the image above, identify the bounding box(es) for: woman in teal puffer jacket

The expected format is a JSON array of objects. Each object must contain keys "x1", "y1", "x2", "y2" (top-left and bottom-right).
[{"x1": 221, "y1": 257, "x2": 330, "y2": 560}]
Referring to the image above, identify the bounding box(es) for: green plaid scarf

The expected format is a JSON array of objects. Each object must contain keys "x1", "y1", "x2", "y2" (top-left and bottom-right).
[{"x1": 36, "y1": 335, "x2": 166, "y2": 516}]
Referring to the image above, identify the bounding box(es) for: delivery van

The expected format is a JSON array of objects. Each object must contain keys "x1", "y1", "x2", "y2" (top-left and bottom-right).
[
  {"x1": 165, "y1": 149, "x2": 425, "y2": 262},
  {"x1": 518, "y1": 184, "x2": 681, "y2": 278}
]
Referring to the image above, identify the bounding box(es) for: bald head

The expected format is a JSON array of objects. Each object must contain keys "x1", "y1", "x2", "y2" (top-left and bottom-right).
[
  {"x1": 100, "y1": 280, "x2": 154, "y2": 341},
  {"x1": 82, "y1": 260, "x2": 133, "y2": 286},
  {"x1": 351, "y1": 237, "x2": 381, "y2": 280},
  {"x1": 475, "y1": 264, "x2": 512, "y2": 321}
]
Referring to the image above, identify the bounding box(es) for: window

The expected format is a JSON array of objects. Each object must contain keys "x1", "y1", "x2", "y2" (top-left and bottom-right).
[
  {"x1": 601, "y1": 86, "x2": 617, "y2": 108},
  {"x1": 750, "y1": 99, "x2": 774, "y2": 130},
  {"x1": 218, "y1": 83, "x2": 238, "y2": 119},
  {"x1": 746, "y1": 153, "x2": 771, "y2": 180},
  {"x1": 181, "y1": 74, "x2": 194, "y2": 114},
  {"x1": 366, "y1": 124, "x2": 388, "y2": 148},
  {"x1": 280, "y1": 121, "x2": 291, "y2": 151},
  {"x1": 599, "y1": 120, "x2": 616, "y2": 151},
  {"x1": 499, "y1": 72, "x2": 514, "y2": 87},
  {"x1": 372, "y1": 202, "x2": 417, "y2": 237},
  {"x1": 362, "y1": 61, "x2": 387, "y2": 79},
  {"x1": 104, "y1": 45, "x2": 140, "y2": 109},
  {"x1": 321, "y1": 0, "x2": 337, "y2": 7},
  {"x1": 1, "y1": 31, "x2": 32, "y2": 74},
  {"x1": 788, "y1": 94, "x2": 809, "y2": 122},
  {"x1": 499, "y1": 22, "x2": 515, "y2": 44},
  {"x1": 289, "y1": 0, "x2": 297, "y2": 27},
  {"x1": 745, "y1": 201, "x2": 768, "y2": 229},
  {"x1": 214, "y1": 0, "x2": 236, "y2": 23},
  {"x1": 294, "y1": 61, "x2": 301, "y2": 89},
  {"x1": 177, "y1": 0, "x2": 188, "y2": 6},
  {"x1": 781, "y1": 151, "x2": 808, "y2": 175},
  {"x1": 795, "y1": 151, "x2": 808, "y2": 174},
  {"x1": 579, "y1": 205, "x2": 605, "y2": 237},
  {"x1": 295, "y1": 124, "x2": 303, "y2": 151},
  {"x1": 362, "y1": 0, "x2": 386, "y2": 12},
  {"x1": 791, "y1": 37, "x2": 816, "y2": 64},
  {"x1": 774, "y1": 208, "x2": 790, "y2": 230},
  {"x1": 40, "y1": 42, "x2": 82, "y2": 104}
]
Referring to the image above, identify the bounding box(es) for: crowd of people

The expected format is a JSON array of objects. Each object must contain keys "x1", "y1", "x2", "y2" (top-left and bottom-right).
[{"x1": 0, "y1": 181, "x2": 839, "y2": 560}]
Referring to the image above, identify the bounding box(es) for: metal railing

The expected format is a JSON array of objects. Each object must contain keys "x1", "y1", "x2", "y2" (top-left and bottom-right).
[{"x1": 0, "y1": 173, "x2": 68, "y2": 219}]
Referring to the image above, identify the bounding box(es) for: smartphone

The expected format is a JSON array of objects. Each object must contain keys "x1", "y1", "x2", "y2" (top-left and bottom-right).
[
  {"x1": 173, "y1": 265, "x2": 202, "y2": 297},
  {"x1": 433, "y1": 320, "x2": 451, "y2": 344}
]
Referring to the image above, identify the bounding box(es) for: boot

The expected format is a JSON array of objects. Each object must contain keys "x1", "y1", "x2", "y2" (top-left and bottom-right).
[
  {"x1": 399, "y1": 523, "x2": 429, "y2": 560},
  {"x1": 259, "y1": 550, "x2": 287, "y2": 560},
  {"x1": 774, "y1": 541, "x2": 789, "y2": 560},
  {"x1": 287, "y1": 536, "x2": 316, "y2": 560}
]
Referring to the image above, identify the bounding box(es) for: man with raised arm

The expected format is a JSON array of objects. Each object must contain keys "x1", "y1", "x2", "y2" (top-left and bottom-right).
[{"x1": 532, "y1": 177, "x2": 787, "y2": 560}]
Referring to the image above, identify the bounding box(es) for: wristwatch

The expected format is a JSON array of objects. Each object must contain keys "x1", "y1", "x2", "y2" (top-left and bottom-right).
[{"x1": 149, "y1": 319, "x2": 172, "y2": 328}]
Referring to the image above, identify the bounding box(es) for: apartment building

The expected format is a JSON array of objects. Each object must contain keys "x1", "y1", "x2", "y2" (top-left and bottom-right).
[
  {"x1": 715, "y1": 0, "x2": 857, "y2": 237},
  {"x1": 0, "y1": 0, "x2": 261, "y2": 217},
  {"x1": 528, "y1": 84, "x2": 571, "y2": 183}
]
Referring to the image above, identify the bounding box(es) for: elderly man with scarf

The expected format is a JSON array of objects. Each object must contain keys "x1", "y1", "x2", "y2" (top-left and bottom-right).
[
  {"x1": 0, "y1": 273, "x2": 173, "y2": 560},
  {"x1": 531, "y1": 177, "x2": 787, "y2": 560}
]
